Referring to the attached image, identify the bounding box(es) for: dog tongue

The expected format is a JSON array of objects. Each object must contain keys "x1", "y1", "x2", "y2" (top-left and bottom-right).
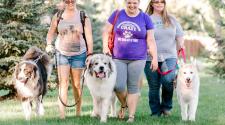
[
  {"x1": 97, "y1": 72, "x2": 105, "y2": 78},
  {"x1": 19, "y1": 79, "x2": 28, "y2": 84}
]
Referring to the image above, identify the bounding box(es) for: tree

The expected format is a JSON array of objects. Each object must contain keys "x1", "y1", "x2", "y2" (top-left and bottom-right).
[
  {"x1": 168, "y1": 0, "x2": 225, "y2": 78},
  {"x1": 0, "y1": 0, "x2": 105, "y2": 100},
  {"x1": 208, "y1": 0, "x2": 225, "y2": 78},
  {"x1": 0, "y1": 0, "x2": 49, "y2": 100}
]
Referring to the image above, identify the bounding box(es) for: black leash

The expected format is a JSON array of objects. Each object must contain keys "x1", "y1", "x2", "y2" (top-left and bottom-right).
[
  {"x1": 52, "y1": 10, "x2": 87, "y2": 108},
  {"x1": 54, "y1": 51, "x2": 85, "y2": 108}
]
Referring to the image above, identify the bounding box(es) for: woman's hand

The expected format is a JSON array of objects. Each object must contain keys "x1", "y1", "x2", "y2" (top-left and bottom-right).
[
  {"x1": 103, "y1": 46, "x2": 112, "y2": 55},
  {"x1": 45, "y1": 44, "x2": 55, "y2": 54},
  {"x1": 102, "y1": 22, "x2": 113, "y2": 56},
  {"x1": 150, "y1": 58, "x2": 158, "y2": 71}
]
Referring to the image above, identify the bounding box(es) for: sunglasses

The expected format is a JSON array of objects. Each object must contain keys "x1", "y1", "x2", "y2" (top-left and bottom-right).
[
  {"x1": 64, "y1": 0, "x2": 75, "y2": 4},
  {"x1": 152, "y1": 1, "x2": 165, "y2": 4}
]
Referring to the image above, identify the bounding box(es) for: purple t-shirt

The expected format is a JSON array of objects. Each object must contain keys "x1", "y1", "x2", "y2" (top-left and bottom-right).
[{"x1": 108, "y1": 9, "x2": 154, "y2": 60}]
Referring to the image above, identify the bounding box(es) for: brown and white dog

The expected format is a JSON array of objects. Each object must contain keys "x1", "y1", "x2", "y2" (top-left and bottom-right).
[
  {"x1": 13, "y1": 46, "x2": 51, "y2": 120},
  {"x1": 84, "y1": 54, "x2": 117, "y2": 123},
  {"x1": 176, "y1": 58, "x2": 200, "y2": 121}
]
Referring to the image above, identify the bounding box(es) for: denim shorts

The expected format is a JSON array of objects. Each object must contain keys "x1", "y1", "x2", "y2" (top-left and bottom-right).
[{"x1": 56, "y1": 52, "x2": 87, "y2": 69}]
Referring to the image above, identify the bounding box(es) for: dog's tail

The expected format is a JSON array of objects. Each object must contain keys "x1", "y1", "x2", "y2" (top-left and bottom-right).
[
  {"x1": 23, "y1": 46, "x2": 51, "y2": 67},
  {"x1": 23, "y1": 46, "x2": 52, "y2": 80},
  {"x1": 23, "y1": 46, "x2": 51, "y2": 96}
]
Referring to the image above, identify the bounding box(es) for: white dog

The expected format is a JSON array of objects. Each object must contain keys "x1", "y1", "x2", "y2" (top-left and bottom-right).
[
  {"x1": 176, "y1": 59, "x2": 200, "y2": 121},
  {"x1": 84, "y1": 54, "x2": 117, "y2": 123}
]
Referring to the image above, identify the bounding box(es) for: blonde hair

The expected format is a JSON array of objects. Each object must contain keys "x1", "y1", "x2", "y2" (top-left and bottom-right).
[{"x1": 146, "y1": 0, "x2": 172, "y2": 27}]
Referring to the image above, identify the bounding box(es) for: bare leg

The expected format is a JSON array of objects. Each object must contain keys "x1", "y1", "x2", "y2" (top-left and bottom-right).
[
  {"x1": 127, "y1": 93, "x2": 139, "y2": 122},
  {"x1": 71, "y1": 68, "x2": 83, "y2": 116},
  {"x1": 57, "y1": 65, "x2": 70, "y2": 119},
  {"x1": 116, "y1": 91, "x2": 127, "y2": 119}
]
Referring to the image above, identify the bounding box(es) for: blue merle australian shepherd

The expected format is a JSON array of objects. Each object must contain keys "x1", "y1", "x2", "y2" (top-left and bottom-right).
[{"x1": 13, "y1": 46, "x2": 51, "y2": 120}]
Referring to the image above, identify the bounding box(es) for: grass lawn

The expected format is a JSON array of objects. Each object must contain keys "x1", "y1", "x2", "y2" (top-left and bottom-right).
[{"x1": 0, "y1": 61, "x2": 225, "y2": 125}]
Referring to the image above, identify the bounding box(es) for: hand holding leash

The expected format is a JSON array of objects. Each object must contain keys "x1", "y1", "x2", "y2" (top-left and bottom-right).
[
  {"x1": 45, "y1": 44, "x2": 55, "y2": 54},
  {"x1": 151, "y1": 58, "x2": 158, "y2": 71},
  {"x1": 103, "y1": 47, "x2": 112, "y2": 56}
]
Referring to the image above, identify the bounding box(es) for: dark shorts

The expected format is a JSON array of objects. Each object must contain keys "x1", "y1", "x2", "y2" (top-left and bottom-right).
[{"x1": 56, "y1": 52, "x2": 87, "y2": 69}]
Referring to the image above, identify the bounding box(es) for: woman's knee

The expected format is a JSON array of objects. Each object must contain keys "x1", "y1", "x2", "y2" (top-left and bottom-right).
[
  {"x1": 127, "y1": 84, "x2": 139, "y2": 94},
  {"x1": 161, "y1": 75, "x2": 175, "y2": 91},
  {"x1": 59, "y1": 78, "x2": 69, "y2": 87},
  {"x1": 114, "y1": 83, "x2": 126, "y2": 93}
]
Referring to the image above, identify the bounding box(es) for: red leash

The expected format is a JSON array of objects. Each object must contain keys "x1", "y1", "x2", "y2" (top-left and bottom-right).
[{"x1": 157, "y1": 48, "x2": 186, "y2": 75}]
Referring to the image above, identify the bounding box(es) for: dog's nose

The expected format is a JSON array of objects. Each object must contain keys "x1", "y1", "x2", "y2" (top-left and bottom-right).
[
  {"x1": 186, "y1": 78, "x2": 190, "y2": 82},
  {"x1": 99, "y1": 66, "x2": 104, "y2": 71},
  {"x1": 18, "y1": 77, "x2": 24, "y2": 81}
]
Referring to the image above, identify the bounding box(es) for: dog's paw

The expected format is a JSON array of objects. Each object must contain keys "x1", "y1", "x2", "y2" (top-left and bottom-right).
[
  {"x1": 100, "y1": 118, "x2": 107, "y2": 123},
  {"x1": 189, "y1": 117, "x2": 196, "y2": 122},
  {"x1": 91, "y1": 112, "x2": 98, "y2": 117},
  {"x1": 108, "y1": 113, "x2": 117, "y2": 118},
  {"x1": 37, "y1": 103, "x2": 45, "y2": 116},
  {"x1": 182, "y1": 117, "x2": 188, "y2": 121},
  {"x1": 25, "y1": 115, "x2": 31, "y2": 121}
]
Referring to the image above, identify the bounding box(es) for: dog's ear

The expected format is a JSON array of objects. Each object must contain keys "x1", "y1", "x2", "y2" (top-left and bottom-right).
[
  {"x1": 190, "y1": 57, "x2": 201, "y2": 71},
  {"x1": 108, "y1": 57, "x2": 114, "y2": 77},
  {"x1": 190, "y1": 56, "x2": 197, "y2": 66},
  {"x1": 86, "y1": 56, "x2": 94, "y2": 76},
  {"x1": 14, "y1": 63, "x2": 20, "y2": 79},
  {"x1": 178, "y1": 58, "x2": 185, "y2": 67},
  {"x1": 32, "y1": 66, "x2": 37, "y2": 78},
  {"x1": 85, "y1": 54, "x2": 93, "y2": 67}
]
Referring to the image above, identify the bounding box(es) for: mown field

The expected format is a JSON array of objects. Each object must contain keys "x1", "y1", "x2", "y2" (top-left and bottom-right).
[{"x1": 0, "y1": 61, "x2": 225, "y2": 125}]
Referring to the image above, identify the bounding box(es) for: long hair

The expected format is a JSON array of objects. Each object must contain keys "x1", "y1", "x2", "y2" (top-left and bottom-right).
[{"x1": 146, "y1": 0, "x2": 172, "y2": 27}]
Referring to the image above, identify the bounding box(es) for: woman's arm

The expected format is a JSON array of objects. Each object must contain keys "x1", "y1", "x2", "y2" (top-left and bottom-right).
[
  {"x1": 45, "y1": 15, "x2": 58, "y2": 53},
  {"x1": 147, "y1": 29, "x2": 158, "y2": 71},
  {"x1": 176, "y1": 36, "x2": 185, "y2": 50},
  {"x1": 102, "y1": 22, "x2": 113, "y2": 55},
  {"x1": 46, "y1": 15, "x2": 58, "y2": 45},
  {"x1": 84, "y1": 17, "x2": 93, "y2": 55}
]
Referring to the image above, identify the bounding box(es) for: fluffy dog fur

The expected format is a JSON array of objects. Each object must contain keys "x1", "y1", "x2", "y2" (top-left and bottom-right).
[
  {"x1": 13, "y1": 46, "x2": 51, "y2": 120},
  {"x1": 84, "y1": 54, "x2": 117, "y2": 123},
  {"x1": 176, "y1": 59, "x2": 200, "y2": 121}
]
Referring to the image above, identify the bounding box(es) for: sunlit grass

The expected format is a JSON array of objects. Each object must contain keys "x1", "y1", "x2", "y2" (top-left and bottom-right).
[{"x1": 0, "y1": 60, "x2": 225, "y2": 125}]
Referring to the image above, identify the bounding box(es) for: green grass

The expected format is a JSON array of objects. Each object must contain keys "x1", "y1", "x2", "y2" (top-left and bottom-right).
[{"x1": 0, "y1": 64, "x2": 225, "y2": 125}]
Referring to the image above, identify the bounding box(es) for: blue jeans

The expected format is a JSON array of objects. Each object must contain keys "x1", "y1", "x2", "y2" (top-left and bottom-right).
[
  {"x1": 56, "y1": 52, "x2": 87, "y2": 69},
  {"x1": 144, "y1": 58, "x2": 176, "y2": 116}
]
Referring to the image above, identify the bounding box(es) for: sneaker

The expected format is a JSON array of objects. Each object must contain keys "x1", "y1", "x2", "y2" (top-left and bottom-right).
[
  {"x1": 162, "y1": 110, "x2": 171, "y2": 116},
  {"x1": 127, "y1": 115, "x2": 134, "y2": 123}
]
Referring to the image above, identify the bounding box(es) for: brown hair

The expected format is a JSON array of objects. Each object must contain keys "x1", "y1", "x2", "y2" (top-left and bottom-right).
[{"x1": 146, "y1": 0, "x2": 172, "y2": 27}]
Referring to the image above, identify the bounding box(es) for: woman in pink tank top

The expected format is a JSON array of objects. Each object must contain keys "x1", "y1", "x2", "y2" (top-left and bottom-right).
[{"x1": 46, "y1": 0, "x2": 93, "y2": 119}]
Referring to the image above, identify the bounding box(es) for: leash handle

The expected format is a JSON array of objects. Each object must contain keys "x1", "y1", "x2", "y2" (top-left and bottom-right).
[{"x1": 178, "y1": 48, "x2": 186, "y2": 63}]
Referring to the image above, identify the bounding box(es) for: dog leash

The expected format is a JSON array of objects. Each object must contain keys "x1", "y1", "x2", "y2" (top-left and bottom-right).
[
  {"x1": 157, "y1": 48, "x2": 186, "y2": 75},
  {"x1": 53, "y1": 51, "x2": 85, "y2": 108},
  {"x1": 33, "y1": 53, "x2": 46, "y2": 64}
]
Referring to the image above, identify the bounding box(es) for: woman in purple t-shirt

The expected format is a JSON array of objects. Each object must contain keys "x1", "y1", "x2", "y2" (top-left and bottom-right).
[{"x1": 102, "y1": 0, "x2": 158, "y2": 122}]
